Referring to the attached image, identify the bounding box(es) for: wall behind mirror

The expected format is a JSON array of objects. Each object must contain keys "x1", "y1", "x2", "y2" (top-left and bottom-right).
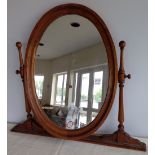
[
  {"x1": 8, "y1": 0, "x2": 147, "y2": 137},
  {"x1": 34, "y1": 15, "x2": 108, "y2": 129}
]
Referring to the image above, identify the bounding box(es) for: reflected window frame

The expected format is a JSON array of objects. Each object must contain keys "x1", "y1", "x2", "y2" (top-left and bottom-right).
[
  {"x1": 54, "y1": 72, "x2": 68, "y2": 106},
  {"x1": 71, "y1": 64, "x2": 106, "y2": 124},
  {"x1": 34, "y1": 75, "x2": 45, "y2": 100}
]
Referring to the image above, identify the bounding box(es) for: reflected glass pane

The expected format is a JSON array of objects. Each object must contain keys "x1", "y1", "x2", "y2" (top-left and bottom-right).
[
  {"x1": 34, "y1": 75, "x2": 44, "y2": 99},
  {"x1": 80, "y1": 73, "x2": 90, "y2": 108},
  {"x1": 56, "y1": 74, "x2": 67, "y2": 105},
  {"x1": 93, "y1": 71, "x2": 103, "y2": 109},
  {"x1": 62, "y1": 74, "x2": 67, "y2": 105},
  {"x1": 56, "y1": 75, "x2": 63, "y2": 104},
  {"x1": 72, "y1": 73, "x2": 78, "y2": 103}
]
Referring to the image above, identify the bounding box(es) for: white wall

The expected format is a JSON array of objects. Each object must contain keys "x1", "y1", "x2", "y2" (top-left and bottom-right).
[{"x1": 7, "y1": 0, "x2": 148, "y2": 137}]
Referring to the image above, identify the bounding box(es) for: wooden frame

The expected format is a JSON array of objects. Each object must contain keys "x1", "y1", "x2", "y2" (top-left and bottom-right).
[{"x1": 23, "y1": 3, "x2": 117, "y2": 139}]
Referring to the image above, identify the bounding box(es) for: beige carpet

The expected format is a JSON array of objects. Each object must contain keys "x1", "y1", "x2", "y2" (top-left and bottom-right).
[{"x1": 8, "y1": 123, "x2": 148, "y2": 155}]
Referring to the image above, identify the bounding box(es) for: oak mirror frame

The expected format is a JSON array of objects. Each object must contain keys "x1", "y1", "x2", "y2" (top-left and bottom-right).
[{"x1": 24, "y1": 3, "x2": 117, "y2": 139}]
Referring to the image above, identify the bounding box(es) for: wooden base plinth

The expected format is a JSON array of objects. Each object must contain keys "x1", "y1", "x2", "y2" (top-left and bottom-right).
[
  {"x1": 11, "y1": 118, "x2": 51, "y2": 136},
  {"x1": 11, "y1": 119, "x2": 146, "y2": 152},
  {"x1": 82, "y1": 130, "x2": 146, "y2": 151}
]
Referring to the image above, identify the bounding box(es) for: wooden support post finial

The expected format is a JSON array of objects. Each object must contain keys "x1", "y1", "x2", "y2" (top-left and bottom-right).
[
  {"x1": 119, "y1": 40, "x2": 126, "y2": 49},
  {"x1": 16, "y1": 42, "x2": 24, "y2": 79},
  {"x1": 16, "y1": 42, "x2": 22, "y2": 48},
  {"x1": 16, "y1": 42, "x2": 23, "y2": 68}
]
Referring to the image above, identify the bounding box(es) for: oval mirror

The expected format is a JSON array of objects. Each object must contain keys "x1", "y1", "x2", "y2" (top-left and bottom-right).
[
  {"x1": 35, "y1": 14, "x2": 108, "y2": 129},
  {"x1": 25, "y1": 4, "x2": 117, "y2": 139}
]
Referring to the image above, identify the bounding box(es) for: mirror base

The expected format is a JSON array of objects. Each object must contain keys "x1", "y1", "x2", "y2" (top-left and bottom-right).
[
  {"x1": 11, "y1": 117, "x2": 50, "y2": 137},
  {"x1": 81, "y1": 130, "x2": 146, "y2": 152},
  {"x1": 11, "y1": 118, "x2": 146, "y2": 152}
]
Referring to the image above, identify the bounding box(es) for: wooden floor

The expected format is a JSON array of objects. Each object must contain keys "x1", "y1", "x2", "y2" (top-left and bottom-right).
[{"x1": 8, "y1": 123, "x2": 148, "y2": 155}]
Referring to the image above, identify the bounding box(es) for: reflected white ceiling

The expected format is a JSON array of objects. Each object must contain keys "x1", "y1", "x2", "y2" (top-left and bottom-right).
[{"x1": 37, "y1": 15, "x2": 103, "y2": 59}]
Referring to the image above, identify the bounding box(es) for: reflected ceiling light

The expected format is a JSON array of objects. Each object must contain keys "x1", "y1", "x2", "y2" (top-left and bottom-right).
[
  {"x1": 70, "y1": 22, "x2": 80, "y2": 27},
  {"x1": 39, "y1": 43, "x2": 44, "y2": 46}
]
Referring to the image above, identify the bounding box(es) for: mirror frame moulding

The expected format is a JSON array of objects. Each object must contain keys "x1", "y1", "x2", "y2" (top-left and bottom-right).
[{"x1": 24, "y1": 3, "x2": 118, "y2": 140}]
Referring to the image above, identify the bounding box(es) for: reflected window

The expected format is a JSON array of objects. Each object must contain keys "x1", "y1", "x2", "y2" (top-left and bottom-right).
[
  {"x1": 80, "y1": 73, "x2": 90, "y2": 108},
  {"x1": 93, "y1": 71, "x2": 103, "y2": 109},
  {"x1": 55, "y1": 73, "x2": 67, "y2": 106},
  {"x1": 72, "y1": 66, "x2": 104, "y2": 125},
  {"x1": 34, "y1": 75, "x2": 44, "y2": 99}
]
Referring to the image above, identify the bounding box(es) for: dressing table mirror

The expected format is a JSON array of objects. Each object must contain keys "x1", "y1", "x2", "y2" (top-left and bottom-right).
[{"x1": 11, "y1": 3, "x2": 146, "y2": 151}]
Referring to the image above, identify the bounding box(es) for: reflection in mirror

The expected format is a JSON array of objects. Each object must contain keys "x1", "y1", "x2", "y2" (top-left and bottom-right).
[{"x1": 34, "y1": 15, "x2": 108, "y2": 129}]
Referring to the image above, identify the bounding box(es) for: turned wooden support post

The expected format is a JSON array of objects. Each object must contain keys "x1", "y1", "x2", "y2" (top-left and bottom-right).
[
  {"x1": 16, "y1": 42, "x2": 32, "y2": 119},
  {"x1": 82, "y1": 41, "x2": 146, "y2": 152},
  {"x1": 118, "y1": 41, "x2": 131, "y2": 131}
]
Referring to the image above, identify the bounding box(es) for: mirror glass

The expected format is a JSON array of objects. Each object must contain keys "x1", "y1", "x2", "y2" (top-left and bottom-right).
[{"x1": 34, "y1": 15, "x2": 108, "y2": 130}]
